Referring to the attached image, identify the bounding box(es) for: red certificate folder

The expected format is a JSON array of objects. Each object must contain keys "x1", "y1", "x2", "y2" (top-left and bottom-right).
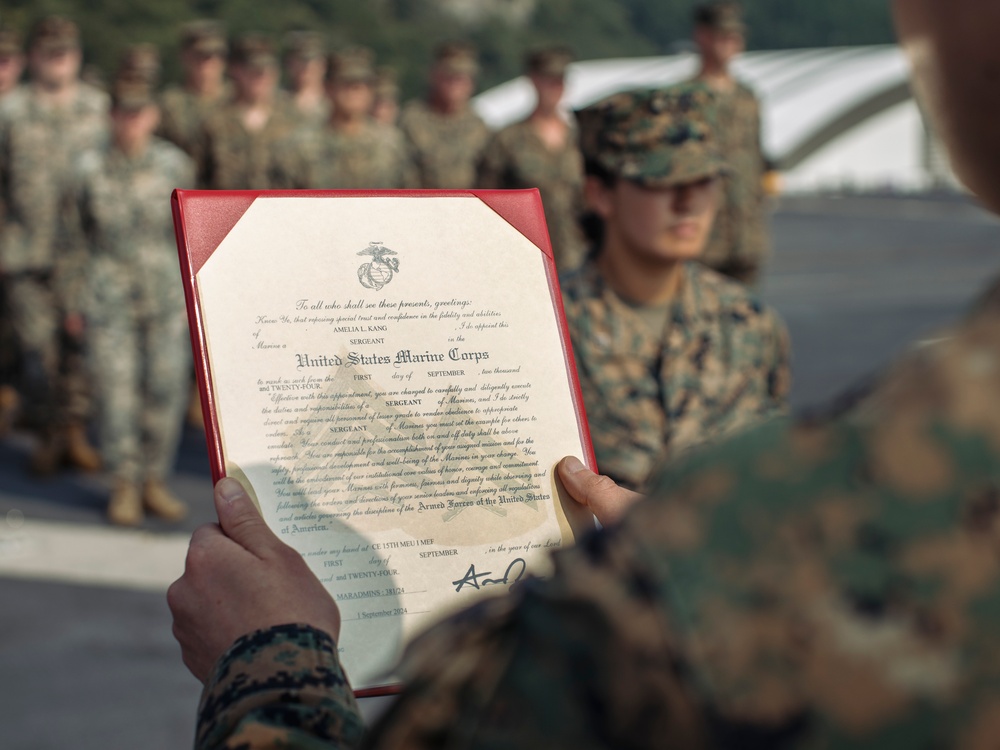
[{"x1": 172, "y1": 189, "x2": 595, "y2": 695}]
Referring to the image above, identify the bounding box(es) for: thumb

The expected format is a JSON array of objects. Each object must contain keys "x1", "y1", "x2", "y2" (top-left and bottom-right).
[
  {"x1": 557, "y1": 456, "x2": 644, "y2": 526},
  {"x1": 214, "y1": 477, "x2": 283, "y2": 556}
]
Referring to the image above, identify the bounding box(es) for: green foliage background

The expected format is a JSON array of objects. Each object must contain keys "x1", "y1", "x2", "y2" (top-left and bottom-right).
[{"x1": 1, "y1": 0, "x2": 895, "y2": 97}]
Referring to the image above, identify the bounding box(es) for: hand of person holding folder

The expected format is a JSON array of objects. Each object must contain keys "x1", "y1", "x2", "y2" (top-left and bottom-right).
[
  {"x1": 169, "y1": 456, "x2": 639, "y2": 683},
  {"x1": 169, "y1": 476, "x2": 344, "y2": 683}
]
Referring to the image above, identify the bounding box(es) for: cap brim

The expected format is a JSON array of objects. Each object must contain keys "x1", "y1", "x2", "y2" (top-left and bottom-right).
[
  {"x1": 617, "y1": 149, "x2": 729, "y2": 189},
  {"x1": 37, "y1": 40, "x2": 78, "y2": 54},
  {"x1": 437, "y1": 61, "x2": 479, "y2": 77},
  {"x1": 192, "y1": 40, "x2": 227, "y2": 55}
]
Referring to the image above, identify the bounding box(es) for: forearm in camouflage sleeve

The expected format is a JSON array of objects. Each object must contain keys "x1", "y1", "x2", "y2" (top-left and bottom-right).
[{"x1": 197, "y1": 623, "x2": 364, "y2": 750}]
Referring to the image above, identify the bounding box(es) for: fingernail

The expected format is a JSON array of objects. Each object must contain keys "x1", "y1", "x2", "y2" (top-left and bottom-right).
[
  {"x1": 217, "y1": 477, "x2": 247, "y2": 503},
  {"x1": 563, "y1": 456, "x2": 586, "y2": 474}
]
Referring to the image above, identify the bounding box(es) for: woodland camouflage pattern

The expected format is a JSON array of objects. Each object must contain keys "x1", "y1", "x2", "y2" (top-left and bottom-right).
[
  {"x1": 398, "y1": 99, "x2": 491, "y2": 189},
  {"x1": 697, "y1": 82, "x2": 770, "y2": 283},
  {"x1": 575, "y1": 84, "x2": 728, "y2": 189},
  {"x1": 561, "y1": 257, "x2": 789, "y2": 489},
  {"x1": 0, "y1": 83, "x2": 108, "y2": 273},
  {"x1": 197, "y1": 101, "x2": 302, "y2": 190},
  {"x1": 196, "y1": 311, "x2": 1000, "y2": 749},
  {"x1": 197, "y1": 624, "x2": 363, "y2": 749},
  {"x1": 477, "y1": 118, "x2": 586, "y2": 270},
  {"x1": 287, "y1": 121, "x2": 416, "y2": 189},
  {"x1": 69, "y1": 138, "x2": 194, "y2": 483},
  {"x1": 157, "y1": 84, "x2": 231, "y2": 164}
]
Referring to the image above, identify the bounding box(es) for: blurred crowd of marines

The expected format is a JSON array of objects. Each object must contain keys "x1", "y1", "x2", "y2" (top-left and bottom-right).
[{"x1": 0, "y1": 2, "x2": 778, "y2": 524}]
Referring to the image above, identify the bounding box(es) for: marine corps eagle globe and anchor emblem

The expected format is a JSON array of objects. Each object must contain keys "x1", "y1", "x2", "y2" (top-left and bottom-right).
[{"x1": 357, "y1": 242, "x2": 400, "y2": 291}]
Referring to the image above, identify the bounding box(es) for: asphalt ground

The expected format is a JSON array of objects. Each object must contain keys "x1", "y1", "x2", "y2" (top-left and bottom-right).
[{"x1": 2, "y1": 193, "x2": 999, "y2": 749}]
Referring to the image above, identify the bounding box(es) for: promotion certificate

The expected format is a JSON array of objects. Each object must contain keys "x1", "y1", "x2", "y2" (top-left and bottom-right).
[{"x1": 172, "y1": 190, "x2": 595, "y2": 694}]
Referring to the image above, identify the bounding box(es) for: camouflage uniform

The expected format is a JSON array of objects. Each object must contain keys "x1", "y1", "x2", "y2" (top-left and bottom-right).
[
  {"x1": 283, "y1": 46, "x2": 414, "y2": 190},
  {"x1": 399, "y1": 99, "x2": 489, "y2": 188},
  {"x1": 158, "y1": 22, "x2": 230, "y2": 162},
  {"x1": 477, "y1": 126, "x2": 584, "y2": 270},
  {"x1": 477, "y1": 46, "x2": 584, "y2": 269},
  {"x1": 0, "y1": 56, "x2": 108, "y2": 431},
  {"x1": 195, "y1": 311, "x2": 1000, "y2": 748},
  {"x1": 398, "y1": 42, "x2": 490, "y2": 189},
  {"x1": 291, "y1": 122, "x2": 414, "y2": 190},
  {"x1": 694, "y1": 3, "x2": 770, "y2": 284},
  {"x1": 199, "y1": 102, "x2": 304, "y2": 190},
  {"x1": 562, "y1": 258, "x2": 789, "y2": 490},
  {"x1": 71, "y1": 132, "x2": 194, "y2": 485},
  {"x1": 698, "y1": 83, "x2": 769, "y2": 283},
  {"x1": 282, "y1": 31, "x2": 330, "y2": 128},
  {"x1": 159, "y1": 83, "x2": 230, "y2": 163},
  {"x1": 568, "y1": 85, "x2": 788, "y2": 489},
  {"x1": 198, "y1": 36, "x2": 304, "y2": 191}
]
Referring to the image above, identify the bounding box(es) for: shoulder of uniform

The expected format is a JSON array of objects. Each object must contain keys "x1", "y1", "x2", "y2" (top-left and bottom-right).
[
  {"x1": 559, "y1": 256, "x2": 600, "y2": 302},
  {"x1": 150, "y1": 136, "x2": 192, "y2": 163},
  {"x1": 687, "y1": 262, "x2": 775, "y2": 321},
  {"x1": 201, "y1": 104, "x2": 234, "y2": 131},
  {"x1": 158, "y1": 86, "x2": 186, "y2": 106},
  {"x1": 73, "y1": 147, "x2": 105, "y2": 179},
  {"x1": 466, "y1": 107, "x2": 488, "y2": 125},
  {"x1": 399, "y1": 99, "x2": 429, "y2": 121},
  {"x1": 494, "y1": 119, "x2": 527, "y2": 143},
  {"x1": 734, "y1": 80, "x2": 760, "y2": 100},
  {"x1": 372, "y1": 121, "x2": 404, "y2": 142},
  {"x1": 0, "y1": 86, "x2": 30, "y2": 118},
  {"x1": 78, "y1": 82, "x2": 110, "y2": 111}
]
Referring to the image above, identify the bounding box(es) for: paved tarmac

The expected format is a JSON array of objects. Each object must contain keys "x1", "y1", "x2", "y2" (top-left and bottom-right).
[{"x1": 2, "y1": 193, "x2": 999, "y2": 749}]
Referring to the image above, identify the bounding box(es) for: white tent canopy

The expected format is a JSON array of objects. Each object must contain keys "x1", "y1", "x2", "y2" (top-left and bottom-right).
[{"x1": 473, "y1": 47, "x2": 953, "y2": 194}]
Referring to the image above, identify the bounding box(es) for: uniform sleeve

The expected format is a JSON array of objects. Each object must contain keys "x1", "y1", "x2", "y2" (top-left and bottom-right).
[{"x1": 196, "y1": 623, "x2": 365, "y2": 750}]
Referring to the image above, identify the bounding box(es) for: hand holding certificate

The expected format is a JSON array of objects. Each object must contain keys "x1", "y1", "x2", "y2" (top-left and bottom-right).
[{"x1": 171, "y1": 189, "x2": 595, "y2": 694}]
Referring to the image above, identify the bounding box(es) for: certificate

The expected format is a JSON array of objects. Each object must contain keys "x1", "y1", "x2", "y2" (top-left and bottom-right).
[{"x1": 172, "y1": 189, "x2": 595, "y2": 695}]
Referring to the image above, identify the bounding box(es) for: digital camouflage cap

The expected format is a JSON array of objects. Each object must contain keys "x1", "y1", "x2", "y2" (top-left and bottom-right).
[
  {"x1": 179, "y1": 20, "x2": 227, "y2": 55},
  {"x1": 110, "y1": 73, "x2": 156, "y2": 111},
  {"x1": 327, "y1": 46, "x2": 375, "y2": 83},
  {"x1": 117, "y1": 43, "x2": 161, "y2": 85},
  {"x1": 576, "y1": 83, "x2": 728, "y2": 189},
  {"x1": 433, "y1": 40, "x2": 478, "y2": 76},
  {"x1": 229, "y1": 34, "x2": 276, "y2": 69},
  {"x1": 284, "y1": 30, "x2": 325, "y2": 62}
]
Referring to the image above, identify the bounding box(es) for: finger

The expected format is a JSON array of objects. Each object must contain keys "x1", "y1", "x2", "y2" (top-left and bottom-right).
[
  {"x1": 214, "y1": 477, "x2": 283, "y2": 557},
  {"x1": 189, "y1": 522, "x2": 223, "y2": 547},
  {"x1": 557, "y1": 456, "x2": 643, "y2": 525}
]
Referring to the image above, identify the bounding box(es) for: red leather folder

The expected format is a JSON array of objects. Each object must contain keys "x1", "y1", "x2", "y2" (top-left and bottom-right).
[{"x1": 172, "y1": 189, "x2": 595, "y2": 696}]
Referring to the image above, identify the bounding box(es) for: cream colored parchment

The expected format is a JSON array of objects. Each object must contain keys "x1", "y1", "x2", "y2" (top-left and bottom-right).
[{"x1": 195, "y1": 195, "x2": 592, "y2": 689}]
